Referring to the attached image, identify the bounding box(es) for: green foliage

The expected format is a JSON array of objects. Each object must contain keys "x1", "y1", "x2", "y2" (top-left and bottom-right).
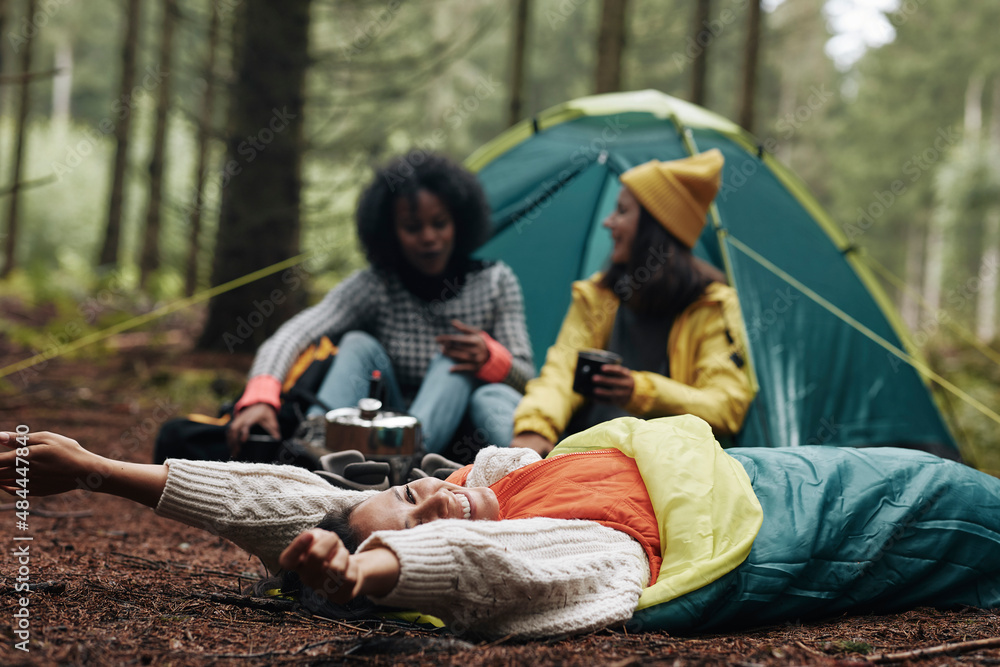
[
  {"x1": 927, "y1": 334, "x2": 1000, "y2": 474},
  {"x1": 826, "y1": 0, "x2": 1000, "y2": 275},
  {"x1": 933, "y1": 141, "x2": 1000, "y2": 305},
  {"x1": 0, "y1": 106, "x2": 203, "y2": 295},
  {"x1": 1, "y1": 0, "x2": 997, "y2": 459},
  {"x1": 832, "y1": 640, "x2": 873, "y2": 654}
]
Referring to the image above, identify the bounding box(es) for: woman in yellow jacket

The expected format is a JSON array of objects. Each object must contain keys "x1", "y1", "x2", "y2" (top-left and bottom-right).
[{"x1": 511, "y1": 150, "x2": 755, "y2": 456}]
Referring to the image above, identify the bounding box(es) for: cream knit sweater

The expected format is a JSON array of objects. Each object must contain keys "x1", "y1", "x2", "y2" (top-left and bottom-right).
[{"x1": 155, "y1": 447, "x2": 649, "y2": 637}]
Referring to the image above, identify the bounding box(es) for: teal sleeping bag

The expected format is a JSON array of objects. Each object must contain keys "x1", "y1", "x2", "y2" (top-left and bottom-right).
[{"x1": 629, "y1": 446, "x2": 1000, "y2": 633}]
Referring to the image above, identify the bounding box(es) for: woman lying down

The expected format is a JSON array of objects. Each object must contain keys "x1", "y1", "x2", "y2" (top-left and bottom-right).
[{"x1": 3, "y1": 416, "x2": 1000, "y2": 639}]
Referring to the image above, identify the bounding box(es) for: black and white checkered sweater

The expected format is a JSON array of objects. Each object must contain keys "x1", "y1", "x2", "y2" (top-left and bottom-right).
[{"x1": 248, "y1": 261, "x2": 534, "y2": 393}]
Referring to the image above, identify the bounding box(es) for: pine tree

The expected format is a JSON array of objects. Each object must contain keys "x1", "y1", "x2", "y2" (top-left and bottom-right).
[
  {"x1": 139, "y1": 0, "x2": 179, "y2": 289},
  {"x1": 197, "y1": 0, "x2": 311, "y2": 350},
  {"x1": 2, "y1": 0, "x2": 38, "y2": 278},
  {"x1": 508, "y1": 0, "x2": 530, "y2": 126},
  {"x1": 595, "y1": 0, "x2": 628, "y2": 94},
  {"x1": 97, "y1": 0, "x2": 141, "y2": 268}
]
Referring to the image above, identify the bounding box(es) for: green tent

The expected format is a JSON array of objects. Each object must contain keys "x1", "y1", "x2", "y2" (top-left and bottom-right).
[{"x1": 468, "y1": 89, "x2": 958, "y2": 457}]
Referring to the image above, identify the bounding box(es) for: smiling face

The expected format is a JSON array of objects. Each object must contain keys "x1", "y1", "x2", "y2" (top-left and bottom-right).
[
  {"x1": 350, "y1": 477, "x2": 500, "y2": 541},
  {"x1": 602, "y1": 186, "x2": 641, "y2": 265},
  {"x1": 393, "y1": 189, "x2": 456, "y2": 277}
]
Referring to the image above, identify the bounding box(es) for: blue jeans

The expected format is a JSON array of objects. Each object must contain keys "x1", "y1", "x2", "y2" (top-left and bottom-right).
[{"x1": 310, "y1": 331, "x2": 520, "y2": 453}]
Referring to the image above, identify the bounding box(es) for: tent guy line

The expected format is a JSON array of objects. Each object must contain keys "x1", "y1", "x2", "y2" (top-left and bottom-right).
[
  {"x1": 0, "y1": 252, "x2": 312, "y2": 381},
  {"x1": 727, "y1": 234, "x2": 1000, "y2": 432},
  {"x1": 861, "y1": 252, "x2": 1000, "y2": 369}
]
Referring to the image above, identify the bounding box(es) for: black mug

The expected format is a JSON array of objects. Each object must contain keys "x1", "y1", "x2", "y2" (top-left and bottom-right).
[{"x1": 572, "y1": 349, "x2": 623, "y2": 397}]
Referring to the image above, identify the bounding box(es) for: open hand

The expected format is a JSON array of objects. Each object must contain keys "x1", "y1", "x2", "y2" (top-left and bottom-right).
[
  {"x1": 279, "y1": 528, "x2": 399, "y2": 603},
  {"x1": 591, "y1": 364, "x2": 635, "y2": 406},
  {"x1": 227, "y1": 403, "x2": 280, "y2": 457},
  {"x1": 0, "y1": 431, "x2": 103, "y2": 496},
  {"x1": 436, "y1": 319, "x2": 489, "y2": 373}
]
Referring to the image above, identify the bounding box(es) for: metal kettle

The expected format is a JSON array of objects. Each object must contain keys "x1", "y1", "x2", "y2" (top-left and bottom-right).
[{"x1": 324, "y1": 398, "x2": 422, "y2": 485}]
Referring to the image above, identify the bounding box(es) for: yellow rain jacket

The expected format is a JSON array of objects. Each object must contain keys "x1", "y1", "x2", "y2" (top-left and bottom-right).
[{"x1": 513, "y1": 276, "x2": 755, "y2": 443}]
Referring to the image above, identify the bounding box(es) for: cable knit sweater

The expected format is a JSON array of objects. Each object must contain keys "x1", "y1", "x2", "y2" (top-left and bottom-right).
[{"x1": 156, "y1": 447, "x2": 649, "y2": 637}]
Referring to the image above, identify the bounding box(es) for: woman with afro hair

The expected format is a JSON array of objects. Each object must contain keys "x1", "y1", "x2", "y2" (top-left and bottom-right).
[{"x1": 227, "y1": 151, "x2": 533, "y2": 457}]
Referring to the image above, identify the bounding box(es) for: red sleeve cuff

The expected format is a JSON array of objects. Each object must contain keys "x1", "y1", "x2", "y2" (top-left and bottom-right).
[
  {"x1": 234, "y1": 375, "x2": 283, "y2": 413},
  {"x1": 475, "y1": 332, "x2": 513, "y2": 383}
]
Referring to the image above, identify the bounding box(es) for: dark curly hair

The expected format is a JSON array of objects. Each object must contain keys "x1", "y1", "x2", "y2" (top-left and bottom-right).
[{"x1": 355, "y1": 150, "x2": 493, "y2": 274}]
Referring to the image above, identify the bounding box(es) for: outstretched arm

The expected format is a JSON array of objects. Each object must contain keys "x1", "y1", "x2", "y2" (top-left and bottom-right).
[
  {"x1": 0, "y1": 431, "x2": 167, "y2": 507},
  {"x1": 1, "y1": 431, "x2": 375, "y2": 572}
]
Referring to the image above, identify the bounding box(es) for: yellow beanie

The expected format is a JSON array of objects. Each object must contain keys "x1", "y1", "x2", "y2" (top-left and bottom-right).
[{"x1": 619, "y1": 149, "x2": 725, "y2": 248}]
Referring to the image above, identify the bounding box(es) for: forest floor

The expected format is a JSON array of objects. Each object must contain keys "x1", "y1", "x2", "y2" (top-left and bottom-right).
[{"x1": 2, "y1": 323, "x2": 1000, "y2": 666}]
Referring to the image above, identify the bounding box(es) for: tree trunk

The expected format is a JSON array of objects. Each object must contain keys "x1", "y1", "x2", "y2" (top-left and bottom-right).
[
  {"x1": 774, "y1": 66, "x2": 796, "y2": 164},
  {"x1": 98, "y1": 0, "x2": 141, "y2": 268},
  {"x1": 139, "y1": 0, "x2": 178, "y2": 289},
  {"x1": 185, "y1": 2, "x2": 222, "y2": 297},
  {"x1": 964, "y1": 74, "x2": 984, "y2": 141},
  {"x1": 0, "y1": 0, "x2": 8, "y2": 115},
  {"x1": 196, "y1": 0, "x2": 310, "y2": 351},
  {"x1": 901, "y1": 219, "x2": 924, "y2": 330},
  {"x1": 2, "y1": 0, "x2": 37, "y2": 279},
  {"x1": 51, "y1": 40, "x2": 73, "y2": 128},
  {"x1": 978, "y1": 210, "x2": 999, "y2": 342},
  {"x1": 594, "y1": 0, "x2": 628, "y2": 94},
  {"x1": 507, "y1": 0, "x2": 530, "y2": 127},
  {"x1": 977, "y1": 78, "x2": 1000, "y2": 342},
  {"x1": 689, "y1": 0, "x2": 711, "y2": 106},
  {"x1": 923, "y1": 214, "x2": 945, "y2": 315},
  {"x1": 738, "y1": 0, "x2": 761, "y2": 133}
]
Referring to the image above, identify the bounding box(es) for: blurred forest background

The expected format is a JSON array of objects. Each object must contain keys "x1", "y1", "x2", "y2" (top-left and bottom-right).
[{"x1": 0, "y1": 0, "x2": 998, "y2": 462}]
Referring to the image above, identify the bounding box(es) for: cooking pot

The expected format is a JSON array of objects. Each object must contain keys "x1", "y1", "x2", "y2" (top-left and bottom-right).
[{"x1": 325, "y1": 398, "x2": 422, "y2": 485}]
